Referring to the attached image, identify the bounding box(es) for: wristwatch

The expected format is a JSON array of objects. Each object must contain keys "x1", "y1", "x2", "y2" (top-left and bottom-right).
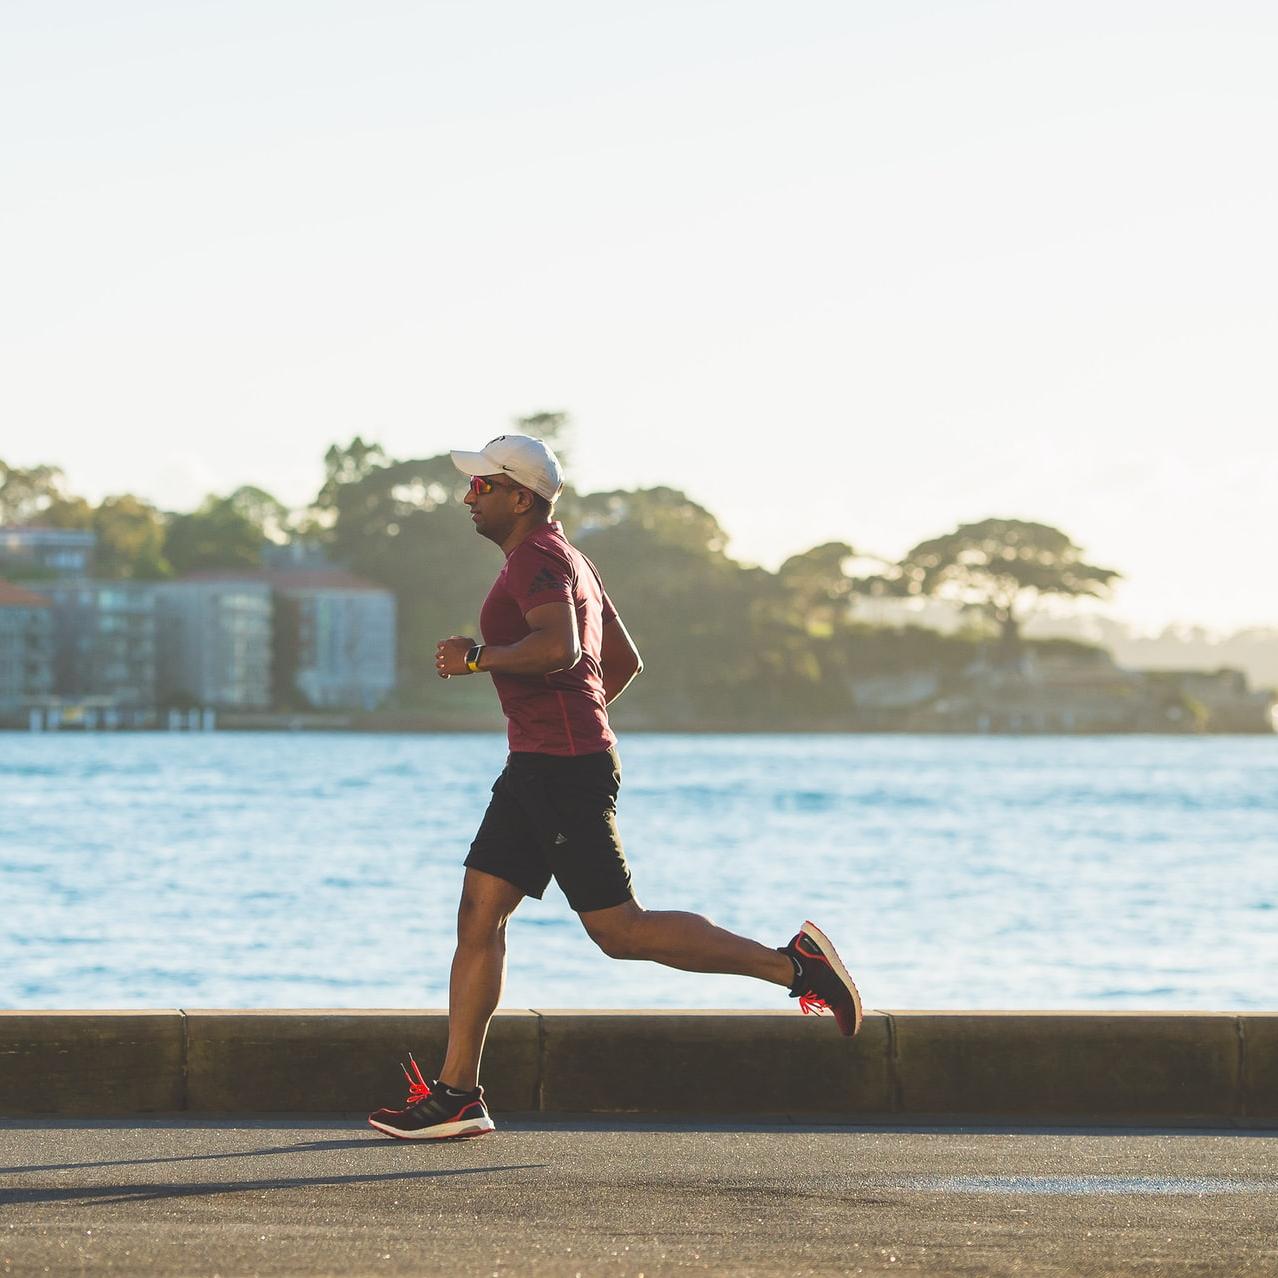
[{"x1": 465, "y1": 644, "x2": 485, "y2": 673}]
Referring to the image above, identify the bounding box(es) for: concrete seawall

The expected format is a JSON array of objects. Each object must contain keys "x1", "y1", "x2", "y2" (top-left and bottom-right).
[{"x1": 2, "y1": 1010, "x2": 1275, "y2": 1124}]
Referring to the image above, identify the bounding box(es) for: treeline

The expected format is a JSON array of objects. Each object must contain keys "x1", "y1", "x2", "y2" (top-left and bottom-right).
[{"x1": 0, "y1": 426, "x2": 1121, "y2": 726}]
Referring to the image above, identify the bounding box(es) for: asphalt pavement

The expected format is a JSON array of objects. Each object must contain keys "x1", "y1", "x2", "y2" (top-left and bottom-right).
[{"x1": 2, "y1": 1116, "x2": 1277, "y2": 1276}]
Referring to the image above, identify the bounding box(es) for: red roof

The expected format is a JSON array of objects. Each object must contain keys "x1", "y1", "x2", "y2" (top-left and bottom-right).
[{"x1": 0, "y1": 580, "x2": 53, "y2": 608}]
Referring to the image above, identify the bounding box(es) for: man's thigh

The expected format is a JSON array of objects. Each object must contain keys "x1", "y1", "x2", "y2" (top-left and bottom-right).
[
  {"x1": 463, "y1": 768, "x2": 554, "y2": 901},
  {"x1": 459, "y1": 866, "x2": 528, "y2": 922},
  {"x1": 539, "y1": 752, "x2": 634, "y2": 914}
]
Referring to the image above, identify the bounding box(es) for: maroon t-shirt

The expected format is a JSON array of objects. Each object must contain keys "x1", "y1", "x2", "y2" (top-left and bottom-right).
[{"x1": 479, "y1": 522, "x2": 618, "y2": 756}]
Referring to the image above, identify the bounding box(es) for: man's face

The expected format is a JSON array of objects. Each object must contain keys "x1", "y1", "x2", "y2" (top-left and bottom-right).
[{"x1": 463, "y1": 473, "x2": 528, "y2": 542}]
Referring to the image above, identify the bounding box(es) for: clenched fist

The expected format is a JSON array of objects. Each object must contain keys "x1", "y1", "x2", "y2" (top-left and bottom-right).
[{"x1": 436, "y1": 635, "x2": 477, "y2": 679}]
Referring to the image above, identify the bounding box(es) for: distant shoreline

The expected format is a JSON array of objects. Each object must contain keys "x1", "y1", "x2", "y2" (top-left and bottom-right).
[{"x1": 6, "y1": 714, "x2": 1276, "y2": 737}]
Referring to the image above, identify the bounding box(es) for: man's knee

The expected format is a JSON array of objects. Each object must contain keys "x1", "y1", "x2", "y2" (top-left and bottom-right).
[{"x1": 456, "y1": 889, "x2": 511, "y2": 946}]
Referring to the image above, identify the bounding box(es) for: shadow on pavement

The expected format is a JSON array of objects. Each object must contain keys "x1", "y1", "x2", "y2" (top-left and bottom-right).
[
  {"x1": 0, "y1": 1162, "x2": 547, "y2": 1208},
  {"x1": 0, "y1": 1136, "x2": 406, "y2": 1177}
]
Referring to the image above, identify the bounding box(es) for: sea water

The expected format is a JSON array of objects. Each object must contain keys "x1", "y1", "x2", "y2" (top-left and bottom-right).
[{"x1": 1, "y1": 732, "x2": 1275, "y2": 1010}]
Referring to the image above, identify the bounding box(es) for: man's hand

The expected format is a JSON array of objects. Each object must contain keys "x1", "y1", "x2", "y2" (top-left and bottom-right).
[{"x1": 436, "y1": 635, "x2": 477, "y2": 679}]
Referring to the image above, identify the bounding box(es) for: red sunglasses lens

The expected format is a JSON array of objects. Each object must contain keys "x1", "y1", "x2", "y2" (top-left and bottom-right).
[{"x1": 469, "y1": 475, "x2": 493, "y2": 495}]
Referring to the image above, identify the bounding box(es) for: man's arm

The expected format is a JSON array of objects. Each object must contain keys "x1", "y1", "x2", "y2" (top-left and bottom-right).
[
  {"x1": 436, "y1": 602, "x2": 580, "y2": 678},
  {"x1": 599, "y1": 614, "x2": 643, "y2": 704}
]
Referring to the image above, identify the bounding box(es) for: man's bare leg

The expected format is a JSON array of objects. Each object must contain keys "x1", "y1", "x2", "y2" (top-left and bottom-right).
[
  {"x1": 579, "y1": 900, "x2": 795, "y2": 986},
  {"x1": 437, "y1": 868, "x2": 526, "y2": 1091}
]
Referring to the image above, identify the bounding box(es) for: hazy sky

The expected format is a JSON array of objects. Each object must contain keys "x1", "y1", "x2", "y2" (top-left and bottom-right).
[{"x1": 3, "y1": 1, "x2": 1275, "y2": 632}]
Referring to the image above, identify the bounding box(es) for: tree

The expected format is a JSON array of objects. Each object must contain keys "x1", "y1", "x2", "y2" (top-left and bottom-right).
[
  {"x1": 93, "y1": 495, "x2": 172, "y2": 579},
  {"x1": 778, "y1": 542, "x2": 856, "y2": 635},
  {"x1": 319, "y1": 451, "x2": 497, "y2": 708},
  {"x1": 39, "y1": 494, "x2": 95, "y2": 529},
  {"x1": 0, "y1": 461, "x2": 76, "y2": 526},
  {"x1": 565, "y1": 486, "x2": 731, "y2": 556},
  {"x1": 514, "y1": 411, "x2": 571, "y2": 465},
  {"x1": 565, "y1": 488, "x2": 847, "y2": 725},
  {"x1": 226, "y1": 486, "x2": 293, "y2": 544},
  {"x1": 315, "y1": 437, "x2": 391, "y2": 513},
  {"x1": 164, "y1": 496, "x2": 264, "y2": 575},
  {"x1": 867, "y1": 518, "x2": 1120, "y2": 660}
]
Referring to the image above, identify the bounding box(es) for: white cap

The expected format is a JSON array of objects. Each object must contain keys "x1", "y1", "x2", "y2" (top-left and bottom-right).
[{"x1": 450, "y1": 434, "x2": 564, "y2": 502}]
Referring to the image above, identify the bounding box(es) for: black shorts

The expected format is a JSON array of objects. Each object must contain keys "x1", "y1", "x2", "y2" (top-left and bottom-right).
[{"x1": 464, "y1": 747, "x2": 634, "y2": 913}]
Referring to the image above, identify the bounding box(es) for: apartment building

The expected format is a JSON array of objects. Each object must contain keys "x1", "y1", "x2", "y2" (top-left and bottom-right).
[
  {"x1": 0, "y1": 527, "x2": 96, "y2": 580},
  {"x1": 153, "y1": 580, "x2": 273, "y2": 710},
  {"x1": 0, "y1": 581, "x2": 54, "y2": 713},
  {"x1": 39, "y1": 580, "x2": 157, "y2": 708},
  {"x1": 272, "y1": 571, "x2": 396, "y2": 710}
]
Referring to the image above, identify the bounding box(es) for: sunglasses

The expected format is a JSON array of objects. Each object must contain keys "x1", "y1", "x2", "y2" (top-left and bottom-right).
[{"x1": 468, "y1": 474, "x2": 523, "y2": 496}]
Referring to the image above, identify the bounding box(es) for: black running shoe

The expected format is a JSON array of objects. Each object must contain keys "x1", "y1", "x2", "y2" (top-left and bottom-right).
[
  {"x1": 367, "y1": 1055, "x2": 495, "y2": 1140},
  {"x1": 778, "y1": 919, "x2": 863, "y2": 1037}
]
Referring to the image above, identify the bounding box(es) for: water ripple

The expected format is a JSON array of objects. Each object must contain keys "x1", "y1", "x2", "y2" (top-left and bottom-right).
[{"x1": 1, "y1": 732, "x2": 1276, "y2": 1010}]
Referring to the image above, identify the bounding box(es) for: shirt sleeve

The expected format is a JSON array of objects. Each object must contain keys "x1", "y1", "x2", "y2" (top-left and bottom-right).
[
  {"x1": 580, "y1": 552, "x2": 617, "y2": 624},
  {"x1": 507, "y1": 544, "x2": 575, "y2": 615}
]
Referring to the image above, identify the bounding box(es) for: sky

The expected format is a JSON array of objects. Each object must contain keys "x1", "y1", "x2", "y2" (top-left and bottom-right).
[{"x1": 2, "y1": 1, "x2": 1275, "y2": 633}]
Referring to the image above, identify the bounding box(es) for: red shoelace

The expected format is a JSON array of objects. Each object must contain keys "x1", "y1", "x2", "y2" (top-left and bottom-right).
[
  {"x1": 798, "y1": 992, "x2": 830, "y2": 1017},
  {"x1": 400, "y1": 1054, "x2": 432, "y2": 1105},
  {"x1": 794, "y1": 933, "x2": 833, "y2": 1016}
]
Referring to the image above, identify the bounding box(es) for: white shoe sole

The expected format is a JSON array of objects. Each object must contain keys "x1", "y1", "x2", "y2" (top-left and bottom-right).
[
  {"x1": 368, "y1": 1115, "x2": 496, "y2": 1140},
  {"x1": 801, "y1": 919, "x2": 863, "y2": 1036}
]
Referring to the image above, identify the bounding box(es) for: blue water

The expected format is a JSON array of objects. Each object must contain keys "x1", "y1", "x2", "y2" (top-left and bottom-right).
[{"x1": 1, "y1": 733, "x2": 1275, "y2": 1010}]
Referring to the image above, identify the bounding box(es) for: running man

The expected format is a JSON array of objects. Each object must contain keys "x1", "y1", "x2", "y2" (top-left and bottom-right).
[{"x1": 368, "y1": 434, "x2": 861, "y2": 1140}]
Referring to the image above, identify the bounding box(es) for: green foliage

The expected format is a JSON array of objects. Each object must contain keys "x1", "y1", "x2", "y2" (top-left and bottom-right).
[
  {"x1": 0, "y1": 463, "x2": 171, "y2": 580},
  {"x1": 226, "y1": 486, "x2": 292, "y2": 544},
  {"x1": 562, "y1": 490, "x2": 855, "y2": 725},
  {"x1": 566, "y1": 487, "x2": 731, "y2": 556},
  {"x1": 514, "y1": 411, "x2": 571, "y2": 464},
  {"x1": 0, "y1": 460, "x2": 75, "y2": 526},
  {"x1": 315, "y1": 437, "x2": 390, "y2": 513},
  {"x1": 160, "y1": 484, "x2": 292, "y2": 576},
  {"x1": 568, "y1": 492, "x2": 768, "y2": 723},
  {"x1": 39, "y1": 495, "x2": 95, "y2": 530},
  {"x1": 778, "y1": 542, "x2": 856, "y2": 635},
  {"x1": 1029, "y1": 636, "x2": 1113, "y2": 664},
  {"x1": 8, "y1": 429, "x2": 1136, "y2": 728},
  {"x1": 93, "y1": 495, "x2": 172, "y2": 580},
  {"x1": 307, "y1": 449, "x2": 1126, "y2": 727},
  {"x1": 164, "y1": 495, "x2": 264, "y2": 575},
  {"x1": 866, "y1": 518, "x2": 1120, "y2": 653},
  {"x1": 319, "y1": 448, "x2": 499, "y2": 707},
  {"x1": 836, "y1": 621, "x2": 985, "y2": 677}
]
